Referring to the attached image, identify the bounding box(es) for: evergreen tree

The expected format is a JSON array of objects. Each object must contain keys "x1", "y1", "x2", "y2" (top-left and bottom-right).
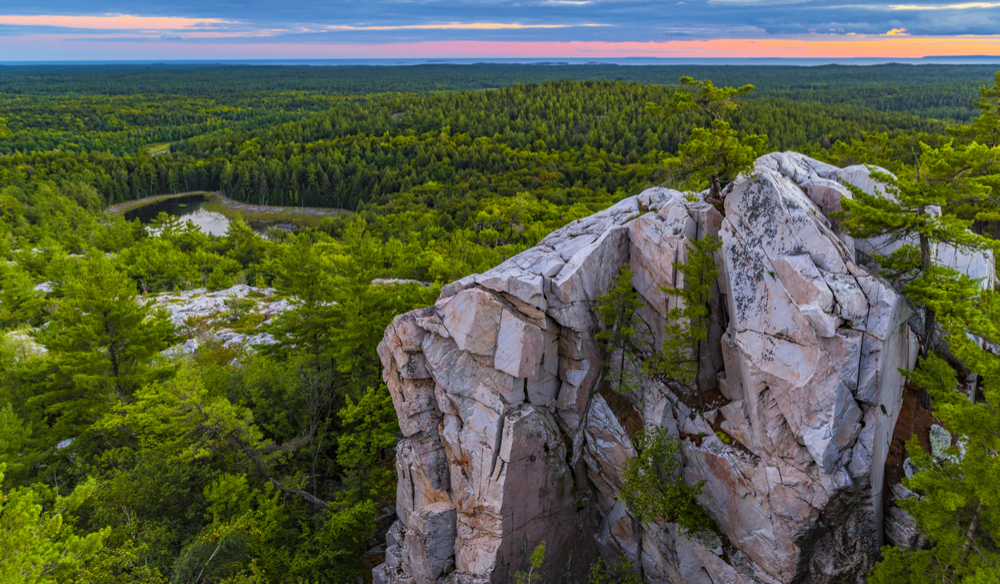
[
  {"x1": 619, "y1": 427, "x2": 712, "y2": 534},
  {"x1": 335, "y1": 385, "x2": 398, "y2": 504},
  {"x1": 870, "y1": 317, "x2": 1000, "y2": 583},
  {"x1": 666, "y1": 121, "x2": 767, "y2": 205},
  {"x1": 654, "y1": 77, "x2": 755, "y2": 122},
  {"x1": 649, "y1": 78, "x2": 767, "y2": 204},
  {"x1": 828, "y1": 131, "x2": 896, "y2": 169},
  {"x1": 951, "y1": 72, "x2": 1000, "y2": 149},
  {"x1": 947, "y1": 74, "x2": 1000, "y2": 237},
  {"x1": 839, "y1": 141, "x2": 998, "y2": 353},
  {"x1": 618, "y1": 426, "x2": 713, "y2": 582},
  {"x1": 325, "y1": 221, "x2": 440, "y2": 395},
  {"x1": 0, "y1": 469, "x2": 107, "y2": 583},
  {"x1": 0, "y1": 262, "x2": 48, "y2": 328},
  {"x1": 648, "y1": 234, "x2": 721, "y2": 409},
  {"x1": 32, "y1": 251, "x2": 175, "y2": 456},
  {"x1": 595, "y1": 266, "x2": 648, "y2": 394},
  {"x1": 265, "y1": 233, "x2": 339, "y2": 366}
]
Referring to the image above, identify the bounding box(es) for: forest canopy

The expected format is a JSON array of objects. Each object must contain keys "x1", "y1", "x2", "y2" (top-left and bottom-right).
[{"x1": 1, "y1": 64, "x2": 999, "y2": 583}]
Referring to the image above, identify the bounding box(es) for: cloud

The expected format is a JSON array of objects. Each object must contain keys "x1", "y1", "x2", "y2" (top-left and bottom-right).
[
  {"x1": 707, "y1": 0, "x2": 809, "y2": 5},
  {"x1": 4, "y1": 1, "x2": 1000, "y2": 58},
  {"x1": 0, "y1": 13, "x2": 234, "y2": 30},
  {"x1": 887, "y1": 2, "x2": 1000, "y2": 9},
  {"x1": 322, "y1": 22, "x2": 608, "y2": 31}
]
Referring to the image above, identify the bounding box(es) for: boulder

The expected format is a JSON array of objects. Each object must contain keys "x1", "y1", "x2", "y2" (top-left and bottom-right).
[
  {"x1": 884, "y1": 483, "x2": 922, "y2": 549},
  {"x1": 930, "y1": 424, "x2": 952, "y2": 461}
]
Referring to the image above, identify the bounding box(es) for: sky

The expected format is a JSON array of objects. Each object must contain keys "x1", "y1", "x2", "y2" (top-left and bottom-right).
[{"x1": 3, "y1": 1, "x2": 1000, "y2": 61}]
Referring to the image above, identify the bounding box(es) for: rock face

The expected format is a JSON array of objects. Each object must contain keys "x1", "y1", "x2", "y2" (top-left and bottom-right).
[
  {"x1": 755, "y1": 152, "x2": 997, "y2": 288},
  {"x1": 374, "y1": 153, "x2": 958, "y2": 584}
]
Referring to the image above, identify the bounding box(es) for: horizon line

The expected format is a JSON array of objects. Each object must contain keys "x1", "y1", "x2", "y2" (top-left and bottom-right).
[{"x1": 4, "y1": 55, "x2": 1000, "y2": 66}]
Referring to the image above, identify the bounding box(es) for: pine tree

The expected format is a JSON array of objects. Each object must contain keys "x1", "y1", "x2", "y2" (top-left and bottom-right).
[
  {"x1": 619, "y1": 427, "x2": 712, "y2": 533},
  {"x1": 264, "y1": 232, "x2": 339, "y2": 365},
  {"x1": 947, "y1": 74, "x2": 1000, "y2": 237},
  {"x1": 829, "y1": 131, "x2": 896, "y2": 169},
  {"x1": 666, "y1": 121, "x2": 768, "y2": 204},
  {"x1": 870, "y1": 317, "x2": 1000, "y2": 583},
  {"x1": 648, "y1": 234, "x2": 722, "y2": 409},
  {"x1": 336, "y1": 385, "x2": 399, "y2": 504},
  {"x1": 839, "y1": 141, "x2": 998, "y2": 353},
  {"x1": 618, "y1": 426, "x2": 713, "y2": 582},
  {"x1": 0, "y1": 469, "x2": 107, "y2": 583},
  {"x1": 595, "y1": 266, "x2": 647, "y2": 395},
  {"x1": 649, "y1": 78, "x2": 767, "y2": 204},
  {"x1": 32, "y1": 251, "x2": 176, "y2": 453},
  {"x1": 652, "y1": 77, "x2": 755, "y2": 122},
  {"x1": 0, "y1": 262, "x2": 47, "y2": 328},
  {"x1": 951, "y1": 71, "x2": 1000, "y2": 149}
]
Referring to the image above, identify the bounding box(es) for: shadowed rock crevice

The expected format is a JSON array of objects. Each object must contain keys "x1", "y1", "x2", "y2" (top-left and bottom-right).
[{"x1": 373, "y1": 152, "x2": 992, "y2": 584}]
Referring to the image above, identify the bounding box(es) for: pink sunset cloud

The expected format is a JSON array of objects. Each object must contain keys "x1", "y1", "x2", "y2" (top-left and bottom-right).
[
  {"x1": 0, "y1": 14, "x2": 234, "y2": 31},
  {"x1": 5, "y1": 35, "x2": 1000, "y2": 61}
]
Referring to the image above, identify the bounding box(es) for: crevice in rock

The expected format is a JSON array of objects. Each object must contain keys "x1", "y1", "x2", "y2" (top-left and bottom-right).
[
  {"x1": 489, "y1": 412, "x2": 507, "y2": 480},
  {"x1": 853, "y1": 332, "x2": 867, "y2": 399}
]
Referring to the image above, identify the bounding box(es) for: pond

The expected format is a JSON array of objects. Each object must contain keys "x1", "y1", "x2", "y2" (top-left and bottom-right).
[
  {"x1": 123, "y1": 194, "x2": 298, "y2": 236},
  {"x1": 124, "y1": 194, "x2": 231, "y2": 236}
]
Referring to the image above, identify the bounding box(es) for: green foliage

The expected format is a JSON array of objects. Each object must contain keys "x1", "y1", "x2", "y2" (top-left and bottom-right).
[
  {"x1": 620, "y1": 426, "x2": 713, "y2": 533},
  {"x1": 951, "y1": 71, "x2": 1000, "y2": 148},
  {"x1": 870, "y1": 326, "x2": 1000, "y2": 582},
  {"x1": 30, "y1": 251, "x2": 176, "y2": 468},
  {"x1": 514, "y1": 542, "x2": 546, "y2": 584},
  {"x1": 0, "y1": 262, "x2": 48, "y2": 328},
  {"x1": 225, "y1": 294, "x2": 257, "y2": 325},
  {"x1": 652, "y1": 76, "x2": 756, "y2": 121},
  {"x1": 99, "y1": 365, "x2": 263, "y2": 462},
  {"x1": 0, "y1": 468, "x2": 107, "y2": 583},
  {"x1": 839, "y1": 141, "x2": 998, "y2": 350},
  {"x1": 828, "y1": 131, "x2": 896, "y2": 169},
  {"x1": 588, "y1": 557, "x2": 642, "y2": 584},
  {"x1": 595, "y1": 266, "x2": 648, "y2": 394},
  {"x1": 651, "y1": 78, "x2": 767, "y2": 200},
  {"x1": 648, "y1": 234, "x2": 721, "y2": 408},
  {"x1": 283, "y1": 500, "x2": 378, "y2": 583},
  {"x1": 336, "y1": 385, "x2": 398, "y2": 504},
  {"x1": 79, "y1": 540, "x2": 171, "y2": 584},
  {"x1": 668, "y1": 119, "x2": 768, "y2": 200},
  {"x1": 1, "y1": 65, "x2": 996, "y2": 584}
]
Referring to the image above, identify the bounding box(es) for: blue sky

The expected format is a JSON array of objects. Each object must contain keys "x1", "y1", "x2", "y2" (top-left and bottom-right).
[{"x1": 2, "y1": 1, "x2": 1000, "y2": 60}]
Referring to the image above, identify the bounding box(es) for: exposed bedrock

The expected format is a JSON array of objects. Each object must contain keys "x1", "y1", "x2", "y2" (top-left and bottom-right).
[{"x1": 371, "y1": 152, "x2": 990, "y2": 584}]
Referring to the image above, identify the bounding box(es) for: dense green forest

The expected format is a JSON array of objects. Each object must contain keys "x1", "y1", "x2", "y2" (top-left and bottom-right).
[
  {"x1": 1, "y1": 64, "x2": 999, "y2": 583},
  {"x1": 2, "y1": 63, "x2": 996, "y2": 120}
]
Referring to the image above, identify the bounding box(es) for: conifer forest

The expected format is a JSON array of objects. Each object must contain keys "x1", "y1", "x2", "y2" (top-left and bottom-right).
[{"x1": 2, "y1": 62, "x2": 1000, "y2": 583}]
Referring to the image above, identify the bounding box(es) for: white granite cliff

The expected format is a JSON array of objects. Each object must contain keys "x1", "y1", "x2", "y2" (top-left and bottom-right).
[{"x1": 372, "y1": 152, "x2": 991, "y2": 584}]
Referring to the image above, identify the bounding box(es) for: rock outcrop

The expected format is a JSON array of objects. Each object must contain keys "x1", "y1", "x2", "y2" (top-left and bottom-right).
[
  {"x1": 372, "y1": 152, "x2": 978, "y2": 584},
  {"x1": 153, "y1": 284, "x2": 290, "y2": 356}
]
